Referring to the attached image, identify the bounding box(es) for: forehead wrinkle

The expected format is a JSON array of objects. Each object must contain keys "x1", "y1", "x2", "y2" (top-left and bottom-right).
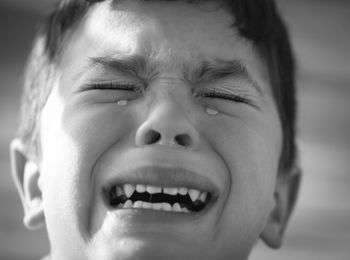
[
  {"x1": 86, "y1": 52, "x2": 161, "y2": 80},
  {"x1": 79, "y1": 44, "x2": 190, "y2": 84},
  {"x1": 145, "y1": 47, "x2": 186, "y2": 73}
]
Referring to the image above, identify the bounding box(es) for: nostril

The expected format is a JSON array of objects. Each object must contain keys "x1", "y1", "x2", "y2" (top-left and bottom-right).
[
  {"x1": 174, "y1": 134, "x2": 192, "y2": 147},
  {"x1": 144, "y1": 129, "x2": 161, "y2": 145}
]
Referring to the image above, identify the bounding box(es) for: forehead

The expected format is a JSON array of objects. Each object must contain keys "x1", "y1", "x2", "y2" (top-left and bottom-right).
[
  {"x1": 58, "y1": 0, "x2": 271, "y2": 97},
  {"x1": 63, "y1": 0, "x2": 262, "y2": 66}
]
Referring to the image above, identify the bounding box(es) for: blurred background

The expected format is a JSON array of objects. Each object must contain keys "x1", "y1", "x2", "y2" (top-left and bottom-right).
[{"x1": 0, "y1": 0, "x2": 349, "y2": 259}]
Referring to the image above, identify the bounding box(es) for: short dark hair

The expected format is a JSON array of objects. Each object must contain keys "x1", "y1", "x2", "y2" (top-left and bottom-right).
[{"x1": 18, "y1": 0, "x2": 296, "y2": 171}]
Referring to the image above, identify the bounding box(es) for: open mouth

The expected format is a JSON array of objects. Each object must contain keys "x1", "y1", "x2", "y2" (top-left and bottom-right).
[{"x1": 103, "y1": 184, "x2": 212, "y2": 213}]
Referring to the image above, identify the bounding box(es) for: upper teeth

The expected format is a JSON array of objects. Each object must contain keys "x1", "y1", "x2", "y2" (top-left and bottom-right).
[
  {"x1": 136, "y1": 184, "x2": 146, "y2": 193},
  {"x1": 188, "y1": 189, "x2": 200, "y2": 201},
  {"x1": 121, "y1": 184, "x2": 206, "y2": 203},
  {"x1": 163, "y1": 187, "x2": 178, "y2": 195},
  {"x1": 124, "y1": 184, "x2": 135, "y2": 197},
  {"x1": 146, "y1": 185, "x2": 162, "y2": 194},
  {"x1": 178, "y1": 187, "x2": 188, "y2": 195}
]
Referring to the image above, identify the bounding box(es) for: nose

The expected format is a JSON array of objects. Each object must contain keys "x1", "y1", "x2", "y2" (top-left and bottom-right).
[{"x1": 135, "y1": 101, "x2": 200, "y2": 149}]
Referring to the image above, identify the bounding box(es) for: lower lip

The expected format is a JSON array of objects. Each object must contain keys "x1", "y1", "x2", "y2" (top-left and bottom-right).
[
  {"x1": 110, "y1": 205, "x2": 207, "y2": 222},
  {"x1": 99, "y1": 203, "x2": 213, "y2": 236}
]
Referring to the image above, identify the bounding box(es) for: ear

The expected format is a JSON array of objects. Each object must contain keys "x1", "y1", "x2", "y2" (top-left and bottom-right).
[
  {"x1": 260, "y1": 163, "x2": 301, "y2": 248},
  {"x1": 10, "y1": 138, "x2": 45, "y2": 230}
]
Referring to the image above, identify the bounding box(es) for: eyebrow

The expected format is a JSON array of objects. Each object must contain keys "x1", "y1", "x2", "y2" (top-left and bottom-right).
[
  {"x1": 89, "y1": 54, "x2": 155, "y2": 78},
  {"x1": 87, "y1": 55, "x2": 262, "y2": 94},
  {"x1": 187, "y1": 59, "x2": 263, "y2": 94}
]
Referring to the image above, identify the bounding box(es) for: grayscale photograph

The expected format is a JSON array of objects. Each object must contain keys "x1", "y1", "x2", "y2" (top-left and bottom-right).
[{"x1": 0, "y1": 0, "x2": 349, "y2": 259}]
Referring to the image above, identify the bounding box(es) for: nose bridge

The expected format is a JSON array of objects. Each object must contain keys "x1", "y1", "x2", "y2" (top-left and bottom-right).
[{"x1": 135, "y1": 97, "x2": 200, "y2": 149}]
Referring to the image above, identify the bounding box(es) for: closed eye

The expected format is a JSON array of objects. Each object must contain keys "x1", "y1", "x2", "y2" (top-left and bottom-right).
[
  {"x1": 88, "y1": 82, "x2": 139, "y2": 92},
  {"x1": 75, "y1": 82, "x2": 145, "y2": 105},
  {"x1": 197, "y1": 89, "x2": 250, "y2": 104},
  {"x1": 79, "y1": 82, "x2": 144, "y2": 96}
]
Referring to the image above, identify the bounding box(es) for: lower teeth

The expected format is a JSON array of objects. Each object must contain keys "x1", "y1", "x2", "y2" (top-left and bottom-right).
[{"x1": 119, "y1": 200, "x2": 190, "y2": 213}]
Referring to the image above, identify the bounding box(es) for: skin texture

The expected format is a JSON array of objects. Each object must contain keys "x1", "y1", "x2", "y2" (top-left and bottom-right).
[{"x1": 10, "y1": 1, "x2": 300, "y2": 259}]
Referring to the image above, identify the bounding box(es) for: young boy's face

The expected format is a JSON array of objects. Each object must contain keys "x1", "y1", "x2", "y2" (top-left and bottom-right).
[{"x1": 12, "y1": 1, "x2": 298, "y2": 259}]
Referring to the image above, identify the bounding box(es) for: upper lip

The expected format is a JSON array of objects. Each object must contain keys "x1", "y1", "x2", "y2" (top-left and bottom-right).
[{"x1": 102, "y1": 165, "x2": 219, "y2": 198}]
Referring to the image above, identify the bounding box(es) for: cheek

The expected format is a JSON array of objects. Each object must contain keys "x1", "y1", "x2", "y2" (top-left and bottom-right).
[
  {"x1": 39, "y1": 94, "x2": 134, "y2": 254},
  {"x1": 203, "y1": 112, "x2": 281, "y2": 183},
  {"x1": 212, "y1": 116, "x2": 279, "y2": 202},
  {"x1": 201, "y1": 112, "x2": 281, "y2": 248},
  {"x1": 62, "y1": 103, "x2": 133, "y2": 156}
]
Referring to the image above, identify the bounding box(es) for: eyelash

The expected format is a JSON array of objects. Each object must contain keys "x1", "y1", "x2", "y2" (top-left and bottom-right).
[
  {"x1": 89, "y1": 82, "x2": 140, "y2": 92},
  {"x1": 197, "y1": 89, "x2": 249, "y2": 104},
  {"x1": 87, "y1": 83, "x2": 249, "y2": 104}
]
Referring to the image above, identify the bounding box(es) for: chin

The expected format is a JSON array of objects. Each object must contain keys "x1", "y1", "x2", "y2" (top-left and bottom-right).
[{"x1": 87, "y1": 234, "x2": 200, "y2": 260}]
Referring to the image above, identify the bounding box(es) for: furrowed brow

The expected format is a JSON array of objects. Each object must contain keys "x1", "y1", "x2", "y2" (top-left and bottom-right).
[
  {"x1": 188, "y1": 59, "x2": 263, "y2": 94},
  {"x1": 89, "y1": 55, "x2": 149, "y2": 77}
]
